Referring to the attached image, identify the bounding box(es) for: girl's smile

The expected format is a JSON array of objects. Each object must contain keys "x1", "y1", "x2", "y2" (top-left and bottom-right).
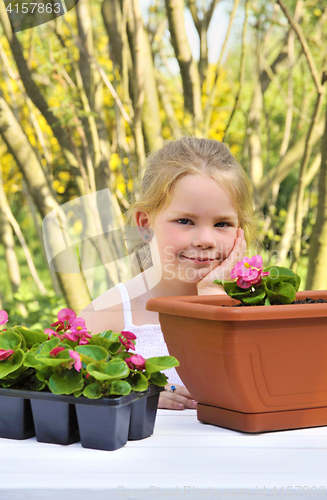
[{"x1": 179, "y1": 255, "x2": 216, "y2": 264}]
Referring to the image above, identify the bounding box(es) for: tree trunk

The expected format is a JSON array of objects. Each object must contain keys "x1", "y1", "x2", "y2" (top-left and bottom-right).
[
  {"x1": 22, "y1": 180, "x2": 61, "y2": 296},
  {"x1": 277, "y1": 153, "x2": 321, "y2": 266},
  {"x1": 0, "y1": 93, "x2": 91, "y2": 313},
  {"x1": 0, "y1": 179, "x2": 21, "y2": 294},
  {"x1": 305, "y1": 105, "x2": 327, "y2": 290},
  {"x1": 141, "y1": 27, "x2": 162, "y2": 152},
  {"x1": 291, "y1": 90, "x2": 325, "y2": 271},
  {"x1": 164, "y1": 0, "x2": 202, "y2": 131}
]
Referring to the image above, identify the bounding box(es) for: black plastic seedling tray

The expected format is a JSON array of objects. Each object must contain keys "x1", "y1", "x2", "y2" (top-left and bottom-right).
[{"x1": 0, "y1": 385, "x2": 163, "y2": 450}]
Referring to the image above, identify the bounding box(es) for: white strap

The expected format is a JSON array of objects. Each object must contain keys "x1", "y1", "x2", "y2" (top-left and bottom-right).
[{"x1": 115, "y1": 283, "x2": 133, "y2": 327}]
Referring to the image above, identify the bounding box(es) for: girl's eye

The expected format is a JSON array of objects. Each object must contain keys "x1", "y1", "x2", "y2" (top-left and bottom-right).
[
  {"x1": 177, "y1": 218, "x2": 192, "y2": 225},
  {"x1": 215, "y1": 222, "x2": 230, "y2": 228}
]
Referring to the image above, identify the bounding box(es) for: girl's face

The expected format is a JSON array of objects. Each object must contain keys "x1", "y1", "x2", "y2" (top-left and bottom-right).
[{"x1": 137, "y1": 174, "x2": 239, "y2": 284}]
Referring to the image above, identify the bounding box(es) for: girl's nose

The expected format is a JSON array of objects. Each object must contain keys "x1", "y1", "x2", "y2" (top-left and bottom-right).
[{"x1": 191, "y1": 229, "x2": 216, "y2": 249}]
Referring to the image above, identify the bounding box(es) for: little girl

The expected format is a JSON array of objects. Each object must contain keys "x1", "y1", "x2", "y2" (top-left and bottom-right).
[{"x1": 79, "y1": 137, "x2": 257, "y2": 410}]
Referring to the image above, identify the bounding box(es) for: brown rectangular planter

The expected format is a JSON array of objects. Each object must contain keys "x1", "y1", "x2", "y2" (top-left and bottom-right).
[{"x1": 146, "y1": 290, "x2": 327, "y2": 433}]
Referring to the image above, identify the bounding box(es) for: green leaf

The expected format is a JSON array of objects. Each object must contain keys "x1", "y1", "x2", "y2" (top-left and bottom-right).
[
  {"x1": 83, "y1": 383, "x2": 102, "y2": 399},
  {"x1": 112, "y1": 351, "x2": 130, "y2": 361},
  {"x1": 263, "y1": 266, "x2": 300, "y2": 305},
  {"x1": 110, "y1": 380, "x2": 131, "y2": 396},
  {"x1": 86, "y1": 364, "x2": 111, "y2": 381},
  {"x1": 35, "y1": 349, "x2": 71, "y2": 367},
  {"x1": 49, "y1": 369, "x2": 83, "y2": 395},
  {"x1": 91, "y1": 331, "x2": 120, "y2": 343},
  {"x1": 87, "y1": 336, "x2": 113, "y2": 350},
  {"x1": 36, "y1": 366, "x2": 54, "y2": 382},
  {"x1": 104, "y1": 358, "x2": 129, "y2": 378},
  {"x1": 241, "y1": 288, "x2": 267, "y2": 305},
  {"x1": 213, "y1": 279, "x2": 225, "y2": 286},
  {"x1": 264, "y1": 266, "x2": 301, "y2": 292},
  {"x1": 87, "y1": 358, "x2": 129, "y2": 381},
  {"x1": 39, "y1": 336, "x2": 60, "y2": 354},
  {"x1": 145, "y1": 356, "x2": 179, "y2": 374},
  {"x1": 24, "y1": 351, "x2": 44, "y2": 369},
  {"x1": 0, "y1": 350, "x2": 24, "y2": 378},
  {"x1": 28, "y1": 375, "x2": 46, "y2": 391},
  {"x1": 13, "y1": 327, "x2": 48, "y2": 348},
  {"x1": 107, "y1": 342, "x2": 122, "y2": 354},
  {"x1": 75, "y1": 345, "x2": 109, "y2": 364},
  {"x1": 129, "y1": 372, "x2": 148, "y2": 392},
  {"x1": 73, "y1": 388, "x2": 84, "y2": 398},
  {"x1": 149, "y1": 371, "x2": 169, "y2": 387},
  {"x1": 265, "y1": 281, "x2": 296, "y2": 304},
  {"x1": 99, "y1": 330, "x2": 115, "y2": 340},
  {"x1": 0, "y1": 331, "x2": 22, "y2": 351}
]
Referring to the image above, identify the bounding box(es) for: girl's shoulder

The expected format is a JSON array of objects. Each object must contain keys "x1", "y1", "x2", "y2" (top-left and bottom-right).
[
  {"x1": 78, "y1": 285, "x2": 125, "y2": 334},
  {"x1": 78, "y1": 273, "x2": 157, "y2": 334}
]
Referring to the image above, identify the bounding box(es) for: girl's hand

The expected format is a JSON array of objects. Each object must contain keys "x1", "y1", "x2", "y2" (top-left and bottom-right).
[
  {"x1": 197, "y1": 228, "x2": 247, "y2": 296},
  {"x1": 158, "y1": 384, "x2": 197, "y2": 410}
]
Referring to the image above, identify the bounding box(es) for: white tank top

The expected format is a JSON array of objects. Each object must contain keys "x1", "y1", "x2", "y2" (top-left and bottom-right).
[{"x1": 115, "y1": 283, "x2": 184, "y2": 386}]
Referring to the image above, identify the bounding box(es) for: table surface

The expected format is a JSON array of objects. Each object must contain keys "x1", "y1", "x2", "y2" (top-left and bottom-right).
[{"x1": 0, "y1": 409, "x2": 326, "y2": 500}]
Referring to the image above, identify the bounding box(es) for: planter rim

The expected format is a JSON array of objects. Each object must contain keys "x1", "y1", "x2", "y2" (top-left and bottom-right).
[
  {"x1": 0, "y1": 385, "x2": 163, "y2": 406},
  {"x1": 146, "y1": 290, "x2": 327, "y2": 321}
]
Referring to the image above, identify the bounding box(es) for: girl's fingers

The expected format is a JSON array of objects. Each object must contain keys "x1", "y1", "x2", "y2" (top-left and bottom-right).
[
  {"x1": 158, "y1": 392, "x2": 197, "y2": 410},
  {"x1": 219, "y1": 239, "x2": 242, "y2": 272},
  {"x1": 222, "y1": 231, "x2": 246, "y2": 268},
  {"x1": 158, "y1": 394, "x2": 184, "y2": 410}
]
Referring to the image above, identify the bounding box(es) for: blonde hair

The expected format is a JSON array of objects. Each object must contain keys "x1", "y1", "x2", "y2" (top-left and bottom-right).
[{"x1": 125, "y1": 137, "x2": 258, "y2": 272}]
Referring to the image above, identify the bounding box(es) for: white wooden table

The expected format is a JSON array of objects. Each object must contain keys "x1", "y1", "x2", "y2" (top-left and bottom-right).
[{"x1": 0, "y1": 409, "x2": 326, "y2": 500}]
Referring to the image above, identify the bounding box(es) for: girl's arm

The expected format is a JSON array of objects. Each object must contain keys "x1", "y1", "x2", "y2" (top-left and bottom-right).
[{"x1": 197, "y1": 228, "x2": 247, "y2": 296}]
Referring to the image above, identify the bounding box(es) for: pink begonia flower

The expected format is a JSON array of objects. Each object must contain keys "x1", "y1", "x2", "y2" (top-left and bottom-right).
[
  {"x1": 51, "y1": 308, "x2": 76, "y2": 332},
  {"x1": 230, "y1": 255, "x2": 270, "y2": 289},
  {"x1": 0, "y1": 310, "x2": 8, "y2": 326},
  {"x1": 78, "y1": 337, "x2": 90, "y2": 345},
  {"x1": 64, "y1": 318, "x2": 91, "y2": 344},
  {"x1": 50, "y1": 346, "x2": 65, "y2": 357},
  {"x1": 45, "y1": 328, "x2": 56, "y2": 336},
  {"x1": 126, "y1": 354, "x2": 146, "y2": 371},
  {"x1": 119, "y1": 336, "x2": 135, "y2": 351},
  {"x1": 57, "y1": 308, "x2": 76, "y2": 323},
  {"x1": 50, "y1": 320, "x2": 66, "y2": 332},
  {"x1": 69, "y1": 350, "x2": 82, "y2": 372},
  {"x1": 0, "y1": 349, "x2": 14, "y2": 360},
  {"x1": 70, "y1": 318, "x2": 88, "y2": 335},
  {"x1": 119, "y1": 331, "x2": 137, "y2": 351},
  {"x1": 121, "y1": 331, "x2": 137, "y2": 340}
]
